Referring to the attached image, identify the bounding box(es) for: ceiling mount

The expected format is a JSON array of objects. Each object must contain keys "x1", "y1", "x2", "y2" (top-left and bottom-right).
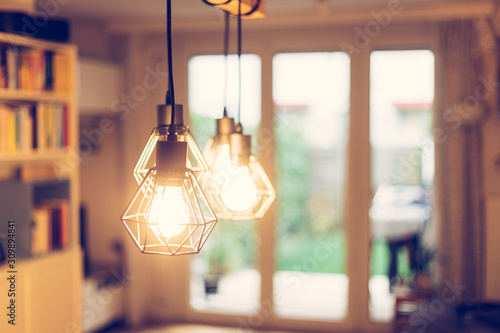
[{"x1": 202, "y1": 0, "x2": 265, "y2": 18}]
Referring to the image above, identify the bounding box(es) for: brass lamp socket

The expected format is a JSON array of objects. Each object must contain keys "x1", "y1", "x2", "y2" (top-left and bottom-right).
[
  {"x1": 216, "y1": 116, "x2": 235, "y2": 145},
  {"x1": 156, "y1": 140, "x2": 188, "y2": 186},
  {"x1": 157, "y1": 104, "x2": 184, "y2": 127},
  {"x1": 229, "y1": 132, "x2": 251, "y2": 166}
]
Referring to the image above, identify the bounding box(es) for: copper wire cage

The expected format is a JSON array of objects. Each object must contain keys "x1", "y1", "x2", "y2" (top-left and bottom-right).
[
  {"x1": 121, "y1": 167, "x2": 218, "y2": 255},
  {"x1": 133, "y1": 105, "x2": 208, "y2": 185},
  {"x1": 133, "y1": 126, "x2": 208, "y2": 185},
  {"x1": 202, "y1": 152, "x2": 275, "y2": 220}
]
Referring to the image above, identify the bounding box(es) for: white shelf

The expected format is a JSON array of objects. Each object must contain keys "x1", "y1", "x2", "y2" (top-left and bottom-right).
[
  {"x1": 0, "y1": 32, "x2": 81, "y2": 333},
  {"x1": 0, "y1": 89, "x2": 72, "y2": 103},
  {"x1": 0, "y1": 149, "x2": 73, "y2": 163},
  {"x1": 0, "y1": 31, "x2": 71, "y2": 51}
]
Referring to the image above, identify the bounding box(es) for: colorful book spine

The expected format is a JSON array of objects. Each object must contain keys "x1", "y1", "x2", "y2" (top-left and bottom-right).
[
  {"x1": 6, "y1": 44, "x2": 18, "y2": 90},
  {"x1": 0, "y1": 44, "x2": 66, "y2": 93},
  {"x1": 0, "y1": 102, "x2": 69, "y2": 154},
  {"x1": 0, "y1": 42, "x2": 7, "y2": 88}
]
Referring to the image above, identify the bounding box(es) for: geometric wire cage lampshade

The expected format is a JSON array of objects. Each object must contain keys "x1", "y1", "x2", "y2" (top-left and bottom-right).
[
  {"x1": 122, "y1": 141, "x2": 218, "y2": 255},
  {"x1": 202, "y1": 115, "x2": 234, "y2": 172},
  {"x1": 202, "y1": 125, "x2": 276, "y2": 220},
  {"x1": 133, "y1": 104, "x2": 209, "y2": 184}
]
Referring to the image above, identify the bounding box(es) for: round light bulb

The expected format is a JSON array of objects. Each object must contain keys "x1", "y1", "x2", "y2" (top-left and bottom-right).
[
  {"x1": 221, "y1": 166, "x2": 258, "y2": 212},
  {"x1": 150, "y1": 185, "x2": 189, "y2": 238}
]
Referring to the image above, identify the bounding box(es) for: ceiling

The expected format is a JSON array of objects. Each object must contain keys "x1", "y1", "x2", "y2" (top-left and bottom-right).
[{"x1": 49, "y1": 0, "x2": 448, "y2": 22}]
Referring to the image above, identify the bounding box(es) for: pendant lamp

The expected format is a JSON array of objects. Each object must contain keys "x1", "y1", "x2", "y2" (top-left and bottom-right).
[
  {"x1": 202, "y1": 1, "x2": 275, "y2": 220},
  {"x1": 121, "y1": 0, "x2": 217, "y2": 255}
]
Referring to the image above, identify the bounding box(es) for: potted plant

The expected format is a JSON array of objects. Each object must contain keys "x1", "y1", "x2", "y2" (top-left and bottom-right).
[
  {"x1": 412, "y1": 244, "x2": 436, "y2": 292},
  {"x1": 204, "y1": 242, "x2": 232, "y2": 295},
  {"x1": 202, "y1": 222, "x2": 253, "y2": 296}
]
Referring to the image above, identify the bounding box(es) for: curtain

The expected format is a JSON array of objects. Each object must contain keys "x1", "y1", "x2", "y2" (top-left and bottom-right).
[{"x1": 434, "y1": 19, "x2": 496, "y2": 301}]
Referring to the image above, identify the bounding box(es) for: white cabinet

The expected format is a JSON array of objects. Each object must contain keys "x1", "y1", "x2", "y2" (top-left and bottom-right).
[
  {"x1": 0, "y1": 249, "x2": 82, "y2": 333},
  {"x1": 486, "y1": 196, "x2": 500, "y2": 301}
]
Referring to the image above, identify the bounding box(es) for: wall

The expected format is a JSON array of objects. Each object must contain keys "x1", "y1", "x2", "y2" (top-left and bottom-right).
[
  {"x1": 71, "y1": 18, "x2": 127, "y2": 267},
  {"x1": 481, "y1": 40, "x2": 500, "y2": 300}
]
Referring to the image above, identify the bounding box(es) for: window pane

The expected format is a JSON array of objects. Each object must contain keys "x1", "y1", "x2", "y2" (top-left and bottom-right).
[
  {"x1": 273, "y1": 52, "x2": 350, "y2": 321},
  {"x1": 188, "y1": 55, "x2": 261, "y2": 314},
  {"x1": 369, "y1": 50, "x2": 435, "y2": 322}
]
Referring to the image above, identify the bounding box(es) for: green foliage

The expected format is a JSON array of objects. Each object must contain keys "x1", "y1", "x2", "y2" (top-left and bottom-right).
[
  {"x1": 275, "y1": 123, "x2": 309, "y2": 235},
  {"x1": 207, "y1": 220, "x2": 257, "y2": 275},
  {"x1": 370, "y1": 240, "x2": 411, "y2": 278},
  {"x1": 370, "y1": 240, "x2": 390, "y2": 276},
  {"x1": 278, "y1": 231, "x2": 346, "y2": 274},
  {"x1": 397, "y1": 247, "x2": 411, "y2": 278},
  {"x1": 189, "y1": 112, "x2": 215, "y2": 149},
  {"x1": 275, "y1": 117, "x2": 347, "y2": 273}
]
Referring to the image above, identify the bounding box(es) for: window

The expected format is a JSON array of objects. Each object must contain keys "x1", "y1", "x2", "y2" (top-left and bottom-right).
[
  {"x1": 179, "y1": 26, "x2": 435, "y2": 331},
  {"x1": 273, "y1": 52, "x2": 350, "y2": 321},
  {"x1": 189, "y1": 54, "x2": 262, "y2": 314},
  {"x1": 369, "y1": 50, "x2": 435, "y2": 322}
]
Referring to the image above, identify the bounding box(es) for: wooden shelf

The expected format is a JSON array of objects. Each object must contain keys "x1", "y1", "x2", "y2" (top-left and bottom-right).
[
  {"x1": 0, "y1": 89, "x2": 72, "y2": 103},
  {"x1": 0, "y1": 31, "x2": 81, "y2": 333},
  {"x1": 0, "y1": 149, "x2": 73, "y2": 163},
  {"x1": 0, "y1": 31, "x2": 73, "y2": 51}
]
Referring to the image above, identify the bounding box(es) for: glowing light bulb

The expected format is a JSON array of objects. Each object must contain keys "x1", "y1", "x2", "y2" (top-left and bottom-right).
[
  {"x1": 212, "y1": 144, "x2": 230, "y2": 171},
  {"x1": 150, "y1": 185, "x2": 189, "y2": 238},
  {"x1": 221, "y1": 166, "x2": 258, "y2": 212}
]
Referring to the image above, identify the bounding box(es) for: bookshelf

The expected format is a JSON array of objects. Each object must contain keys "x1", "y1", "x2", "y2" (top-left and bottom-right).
[{"x1": 0, "y1": 31, "x2": 81, "y2": 332}]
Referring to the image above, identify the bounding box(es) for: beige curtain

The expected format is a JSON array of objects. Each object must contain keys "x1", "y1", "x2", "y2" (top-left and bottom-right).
[{"x1": 434, "y1": 19, "x2": 496, "y2": 301}]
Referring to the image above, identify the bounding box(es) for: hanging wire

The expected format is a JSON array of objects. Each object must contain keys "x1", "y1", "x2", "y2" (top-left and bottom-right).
[
  {"x1": 223, "y1": 11, "x2": 230, "y2": 117},
  {"x1": 166, "y1": 0, "x2": 176, "y2": 126},
  {"x1": 237, "y1": 0, "x2": 242, "y2": 125}
]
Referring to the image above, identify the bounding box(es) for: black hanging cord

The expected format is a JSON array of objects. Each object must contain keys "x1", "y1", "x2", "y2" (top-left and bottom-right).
[
  {"x1": 237, "y1": 0, "x2": 242, "y2": 125},
  {"x1": 223, "y1": 11, "x2": 230, "y2": 117},
  {"x1": 166, "y1": 0, "x2": 176, "y2": 126}
]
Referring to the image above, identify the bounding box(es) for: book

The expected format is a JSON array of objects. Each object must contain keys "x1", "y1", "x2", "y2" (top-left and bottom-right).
[
  {"x1": 0, "y1": 43, "x2": 6, "y2": 88},
  {"x1": 31, "y1": 199, "x2": 70, "y2": 255},
  {"x1": 44, "y1": 50, "x2": 54, "y2": 91},
  {"x1": 54, "y1": 52, "x2": 67, "y2": 93},
  {"x1": 19, "y1": 164, "x2": 60, "y2": 182},
  {"x1": 6, "y1": 44, "x2": 18, "y2": 90},
  {"x1": 0, "y1": 102, "x2": 68, "y2": 154},
  {"x1": 19, "y1": 47, "x2": 30, "y2": 91},
  {"x1": 0, "y1": 44, "x2": 65, "y2": 93},
  {"x1": 31, "y1": 206, "x2": 50, "y2": 256}
]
